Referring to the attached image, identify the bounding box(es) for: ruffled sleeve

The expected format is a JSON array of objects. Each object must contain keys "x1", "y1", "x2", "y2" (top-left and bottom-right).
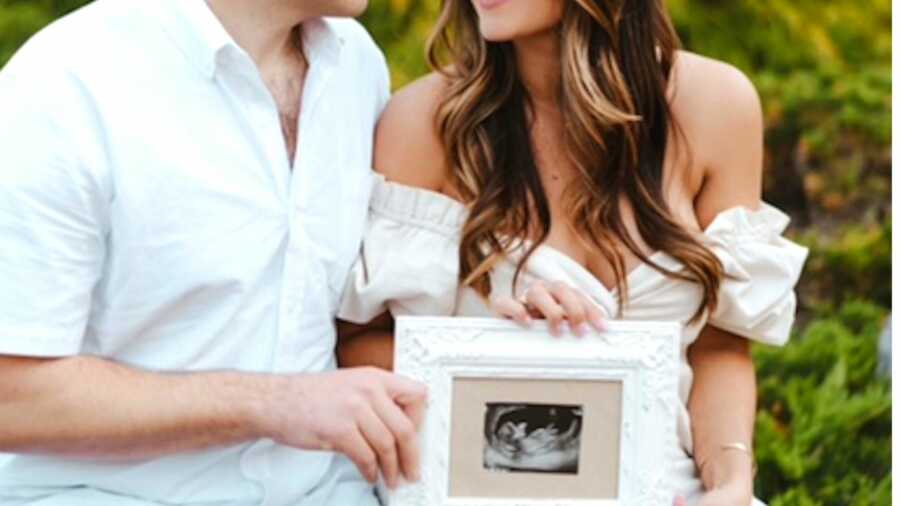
[
  {"x1": 337, "y1": 176, "x2": 466, "y2": 324},
  {"x1": 705, "y1": 203, "x2": 809, "y2": 346}
]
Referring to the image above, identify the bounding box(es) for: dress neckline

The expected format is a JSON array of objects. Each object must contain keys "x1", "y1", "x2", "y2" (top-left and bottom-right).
[
  {"x1": 372, "y1": 175, "x2": 681, "y2": 297},
  {"x1": 370, "y1": 176, "x2": 790, "y2": 302},
  {"x1": 530, "y1": 242, "x2": 671, "y2": 296}
]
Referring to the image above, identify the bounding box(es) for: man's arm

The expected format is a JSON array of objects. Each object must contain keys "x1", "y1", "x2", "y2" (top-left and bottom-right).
[
  {"x1": 0, "y1": 354, "x2": 425, "y2": 488},
  {"x1": 0, "y1": 354, "x2": 265, "y2": 460}
]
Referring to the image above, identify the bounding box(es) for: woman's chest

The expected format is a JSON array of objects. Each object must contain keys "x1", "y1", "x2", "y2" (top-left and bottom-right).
[
  {"x1": 540, "y1": 189, "x2": 700, "y2": 292},
  {"x1": 533, "y1": 131, "x2": 703, "y2": 291},
  {"x1": 456, "y1": 251, "x2": 708, "y2": 328}
]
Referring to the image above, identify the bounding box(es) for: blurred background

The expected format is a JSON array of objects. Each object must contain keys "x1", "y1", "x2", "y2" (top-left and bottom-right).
[{"x1": 0, "y1": 0, "x2": 891, "y2": 504}]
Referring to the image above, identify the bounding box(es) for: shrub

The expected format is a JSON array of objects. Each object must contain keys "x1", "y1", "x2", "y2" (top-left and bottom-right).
[
  {"x1": 0, "y1": 0, "x2": 88, "y2": 64},
  {"x1": 753, "y1": 300, "x2": 891, "y2": 505},
  {"x1": 668, "y1": 0, "x2": 891, "y2": 227},
  {"x1": 797, "y1": 221, "x2": 892, "y2": 311}
]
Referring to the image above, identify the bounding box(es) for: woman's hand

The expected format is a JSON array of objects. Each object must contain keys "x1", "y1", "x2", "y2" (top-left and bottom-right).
[
  {"x1": 673, "y1": 482, "x2": 753, "y2": 506},
  {"x1": 490, "y1": 280, "x2": 606, "y2": 337}
]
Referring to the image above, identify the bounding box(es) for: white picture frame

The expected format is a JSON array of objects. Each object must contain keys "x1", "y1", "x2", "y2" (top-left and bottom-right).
[{"x1": 386, "y1": 316, "x2": 681, "y2": 506}]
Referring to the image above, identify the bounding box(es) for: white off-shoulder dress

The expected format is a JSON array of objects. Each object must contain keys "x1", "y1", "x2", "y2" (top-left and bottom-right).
[{"x1": 338, "y1": 176, "x2": 808, "y2": 505}]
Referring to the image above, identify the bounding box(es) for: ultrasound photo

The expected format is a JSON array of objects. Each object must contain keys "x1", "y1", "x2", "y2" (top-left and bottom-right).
[{"x1": 482, "y1": 402, "x2": 583, "y2": 475}]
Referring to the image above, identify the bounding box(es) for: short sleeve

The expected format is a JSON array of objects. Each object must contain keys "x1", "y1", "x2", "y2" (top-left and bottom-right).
[
  {"x1": 705, "y1": 203, "x2": 809, "y2": 346},
  {"x1": 375, "y1": 50, "x2": 391, "y2": 118},
  {"x1": 337, "y1": 178, "x2": 464, "y2": 323},
  {"x1": 0, "y1": 52, "x2": 110, "y2": 357},
  {"x1": 340, "y1": 18, "x2": 391, "y2": 120}
]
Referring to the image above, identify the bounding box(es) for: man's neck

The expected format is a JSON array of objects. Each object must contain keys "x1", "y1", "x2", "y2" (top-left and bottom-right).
[
  {"x1": 206, "y1": 0, "x2": 312, "y2": 166},
  {"x1": 206, "y1": 0, "x2": 312, "y2": 72}
]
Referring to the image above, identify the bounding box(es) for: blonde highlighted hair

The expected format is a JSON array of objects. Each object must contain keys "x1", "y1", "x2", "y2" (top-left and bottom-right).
[{"x1": 427, "y1": 0, "x2": 724, "y2": 322}]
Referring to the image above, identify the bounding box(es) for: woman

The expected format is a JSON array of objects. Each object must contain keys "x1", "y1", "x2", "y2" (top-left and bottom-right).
[{"x1": 337, "y1": 0, "x2": 808, "y2": 504}]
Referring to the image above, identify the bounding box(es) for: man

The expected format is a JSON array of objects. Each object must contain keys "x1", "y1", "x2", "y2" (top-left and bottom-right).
[{"x1": 0, "y1": 0, "x2": 424, "y2": 504}]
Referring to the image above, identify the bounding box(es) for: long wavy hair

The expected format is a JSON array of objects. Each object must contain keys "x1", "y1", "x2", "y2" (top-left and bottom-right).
[{"x1": 427, "y1": 0, "x2": 724, "y2": 322}]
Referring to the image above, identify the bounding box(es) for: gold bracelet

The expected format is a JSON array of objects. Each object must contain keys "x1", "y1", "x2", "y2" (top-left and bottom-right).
[
  {"x1": 723, "y1": 442, "x2": 757, "y2": 478},
  {"x1": 696, "y1": 442, "x2": 758, "y2": 481},
  {"x1": 721, "y1": 442, "x2": 752, "y2": 455}
]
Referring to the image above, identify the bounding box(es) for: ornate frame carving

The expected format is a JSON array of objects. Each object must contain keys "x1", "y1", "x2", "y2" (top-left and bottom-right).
[{"x1": 387, "y1": 317, "x2": 681, "y2": 506}]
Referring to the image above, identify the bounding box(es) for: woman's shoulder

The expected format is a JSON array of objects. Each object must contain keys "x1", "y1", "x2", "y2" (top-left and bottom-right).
[
  {"x1": 374, "y1": 72, "x2": 453, "y2": 193},
  {"x1": 668, "y1": 50, "x2": 764, "y2": 179},
  {"x1": 669, "y1": 50, "x2": 761, "y2": 122},
  {"x1": 668, "y1": 50, "x2": 765, "y2": 224}
]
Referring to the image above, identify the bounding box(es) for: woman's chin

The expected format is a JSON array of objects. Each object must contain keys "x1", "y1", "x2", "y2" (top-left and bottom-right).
[
  {"x1": 478, "y1": 23, "x2": 557, "y2": 44},
  {"x1": 478, "y1": 22, "x2": 519, "y2": 43}
]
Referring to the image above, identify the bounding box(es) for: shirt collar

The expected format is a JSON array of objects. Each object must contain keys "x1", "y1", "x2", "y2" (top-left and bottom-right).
[
  {"x1": 300, "y1": 18, "x2": 345, "y2": 69},
  {"x1": 149, "y1": 1, "x2": 344, "y2": 80}
]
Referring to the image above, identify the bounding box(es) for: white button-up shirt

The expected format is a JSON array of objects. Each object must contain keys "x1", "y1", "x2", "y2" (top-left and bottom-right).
[{"x1": 0, "y1": 0, "x2": 386, "y2": 504}]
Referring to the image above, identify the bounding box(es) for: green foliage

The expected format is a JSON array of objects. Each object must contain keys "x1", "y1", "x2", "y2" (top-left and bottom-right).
[
  {"x1": 753, "y1": 301, "x2": 891, "y2": 505},
  {"x1": 0, "y1": 0, "x2": 88, "y2": 64},
  {"x1": 360, "y1": 0, "x2": 437, "y2": 87},
  {"x1": 798, "y1": 220, "x2": 892, "y2": 310},
  {"x1": 668, "y1": 0, "x2": 891, "y2": 224}
]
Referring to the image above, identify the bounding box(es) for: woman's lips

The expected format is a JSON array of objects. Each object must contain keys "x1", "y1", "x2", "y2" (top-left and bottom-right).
[{"x1": 475, "y1": 0, "x2": 510, "y2": 10}]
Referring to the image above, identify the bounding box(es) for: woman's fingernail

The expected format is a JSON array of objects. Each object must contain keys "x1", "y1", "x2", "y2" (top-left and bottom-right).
[
  {"x1": 577, "y1": 323, "x2": 590, "y2": 336},
  {"x1": 591, "y1": 316, "x2": 606, "y2": 331}
]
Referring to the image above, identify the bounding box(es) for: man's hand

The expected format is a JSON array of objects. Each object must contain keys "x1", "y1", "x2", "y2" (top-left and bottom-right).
[{"x1": 259, "y1": 367, "x2": 427, "y2": 489}]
